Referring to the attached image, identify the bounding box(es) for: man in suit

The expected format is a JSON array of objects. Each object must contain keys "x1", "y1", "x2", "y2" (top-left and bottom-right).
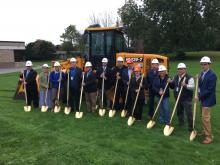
[
  {"x1": 169, "y1": 63, "x2": 194, "y2": 132},
  {"x1": 67, "y1": 57, "x2": 83, "y2": 112},
  {"x1": 83, "y1": 61, "x2": 97, "y2": 113},
  {"x1": 20, "y1": 61, "x2": 39, "y2": 108},
  {"x1": 146, "y1": 59, "x2": 159, "y2": 118},
  {"x1": 197, "y1": 56, "x2": 217, "y2": 144},
  {"x1": 96, "y1": 58, "x2": 114, "y2": 110},
  {"x1": 112, "y1": 56, "x2": 127, "y2": 111},
  {"x1": 122, "y1": 59, "x2": 134, "y2": 115}
]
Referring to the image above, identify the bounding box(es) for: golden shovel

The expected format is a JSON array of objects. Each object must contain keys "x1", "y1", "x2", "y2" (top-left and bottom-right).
[
  {"x1": 64, "y1": 70, "x2": 71, "y2": 115},
  {"x1": 99, "y1": 73, "x2": 106, "y2": 117},
  {"x1": 121, "y1": 74, "x2": 131, "y2": 118},
  {"x1": 147, "y1": 81, "x2": 169, "y2": 129},
  {"x1": 190, "y1": 75, "x2": 199, "y2": 141},
  {"x1": 75, "y1": 73, "x2": 85, "y2": 119},
  {"x1": 23, "y1": 73, "x2": 31, "y2": 112},
  {"x1": 163, "y1": 77, "x2": 186, "y2": 136},
  {"x1": 127, "y1": 74, "x2": 144, "y2": 126},
  {"x1": 109, "y1": 78, "x2": 118, "y2": 118},
  {"x1": 41, "y1": 72, "x2": 50, "y2": 112},
  {"x1": 54, "y1": 71, "x2": 62, "y2": 113}
]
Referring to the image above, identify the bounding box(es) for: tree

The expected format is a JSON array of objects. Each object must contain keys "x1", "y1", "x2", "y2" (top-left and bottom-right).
[{"x1": 25, "y1": 40, "x2": 56, "y2": 60}]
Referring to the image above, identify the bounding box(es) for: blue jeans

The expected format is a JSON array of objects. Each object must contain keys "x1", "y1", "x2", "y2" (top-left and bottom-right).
[{"x1": 157, "y1": 96, "x2": 170, "y2": 124}]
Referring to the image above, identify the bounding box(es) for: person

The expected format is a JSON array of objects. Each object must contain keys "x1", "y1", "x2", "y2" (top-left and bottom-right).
[
  {"x1": 130, "y1": 66, "x2": 145, "y2": 121},
  {"x1": 39, "y1": 64, "x2": 52, "y2": 109},
  {"x1": 50, "y1": 61, "x2": 65, "y2": 108},
  {"x1": 67, "y1": 57, "x2": 83, "y2": 112},
  {"x1": 169, "y1": 63, "x2": 194, "y2": 132},
  {"x1": 20, "y1": 60, "x2": 39, "y2": 108},
  {"x1": 197, "y1": 56, "x2": 217, "y2": 144},
  {"x1": 112, "y1": 56, "x2": 127, "y2": 111},
  {"x1": 83, "y1": 61, "x2": 97, "y2": 113},
  {"x1": 122, "y1": 59, "x2": 134, "y2": 115},
  {"x1": 146, "y1": 59, "x2": 159, "y2": 118},
  {"x1": 152, "y1": 65, "x2": 170, "y2": 124},
  {"x1": 96, "y1": 58, "x2": 114, "y2": 110}
]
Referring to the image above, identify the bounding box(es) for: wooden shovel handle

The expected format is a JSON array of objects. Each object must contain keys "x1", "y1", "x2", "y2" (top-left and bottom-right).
[
  {"x1": 23, "y1": 73, "x2": 28, "y2": 105},
  {"x1": 66, "y1": 71, "x2": 70, "y2": 106},
  {"x1": 123, "y1": 74, "x2": 131, "y2": 110},
  {"x1": 111, "y1": 78, "x2": 119, "y2": 109},
  {"x1": 101, "y1": 72, "x2": 105, "y2": 109},
  {"x1": 152, "y1": 81, "x2": 169, "y2": 120},
  {"x1": 192, "y1": 75, "x2": 199, "y2": 129},
  {"x1": 131, "y1": 74, "x2": 144, "y2": 117},
  {"x1": 78, "y1": 73, "x2": 85, "y2": 112},
  {"x1": 45, "y1": 72, "x2": 50, "y2": 105},
  {"x1": 169, "y1": 77, "x2": 186, "y2": 124},
  {"x1": 57, "y1": 71, "x2": 62, "y2": 101}
]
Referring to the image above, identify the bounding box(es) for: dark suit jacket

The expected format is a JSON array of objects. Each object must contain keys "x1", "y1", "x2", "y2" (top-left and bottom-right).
[
  {"x1": 96, "y1": 66, "x2": 114, "y2": 90},
  {"x1": 84, "y1": 70, "x2": 97, "y2": 93},
  {"x1": 199, "y1": 69, "x2": 217, "y2": 107},
  {"x1": 130, "y1": 76, "x2": 145, "y2": 101},
  {"x1": 68, "y1": 67, "x2": 82, "y2": 91}
]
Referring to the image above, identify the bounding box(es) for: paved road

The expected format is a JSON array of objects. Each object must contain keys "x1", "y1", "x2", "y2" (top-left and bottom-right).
[{"x1": 0, "y1": 66, "x2": 41, "y2": 74}]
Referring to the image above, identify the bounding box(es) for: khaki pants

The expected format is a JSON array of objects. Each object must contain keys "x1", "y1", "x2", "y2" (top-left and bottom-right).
[
  {"x1": 85, "y1": 92, "x2": 97, "y2": 112},
  {"x1": 201, "y1": 107, "x2": 213, "y2": 141},
  {"x1": 98, "y1": 89, "x2": 112, "y2": 109}
]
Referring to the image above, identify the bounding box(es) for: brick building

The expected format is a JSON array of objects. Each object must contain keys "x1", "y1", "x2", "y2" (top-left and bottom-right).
[{"x1": 0, "y1": 41, "x2": 25, "y2": 68}]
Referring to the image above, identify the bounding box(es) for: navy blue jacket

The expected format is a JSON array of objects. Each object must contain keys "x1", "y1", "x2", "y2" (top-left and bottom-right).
[
  {"x1": 96, "y1": 66, "x2": 114, "y2": 90},
  {"x1": 153, "y1": 75, "x2": 170, "y2": 98},
  {"x1": 199, "y1": 69, "x2": 217, "y2": 107},
  {"x1": 20, "y1": 69, "x2": 38, "y2": 93},
  {"x1": 50, "y1": 71, "x2": 65, "y2": 89},
  {"x1": 68, "y1": 67, "x2": 82, "y2": 91},
  {"x1": 146, "y1": 69, "x2": 158, "y2": 91},
  {"x1": 84, "y1": 70, "x2": 97, "y2": 93}
]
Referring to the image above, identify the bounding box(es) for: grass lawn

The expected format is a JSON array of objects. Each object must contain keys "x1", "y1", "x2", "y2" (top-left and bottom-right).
[{"x1": 0, "y1": 59, "x2": 219, "y2": 165}]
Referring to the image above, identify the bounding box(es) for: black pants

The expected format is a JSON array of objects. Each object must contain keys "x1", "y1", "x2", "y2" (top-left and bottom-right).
[
  {"x1": 114, "y1": 86, "x2": 125, "y2": 111},
  {"x1": 123, "y1": 86, "x2": 132, "y2": 115},
  {"x1": 176, "y1": 99, "x2": 193, "y2": 131},
  {"x1": 69, "y1": 88, "x2": 80, "y2": 111},
  {"x1": 26, "y1": 86, "x2": 39, "y2": 108},
  {"x1": 148, "y1": 89, "x2": 155, "y2": 117},
  {"x1": 132, "y1": 98, "x2": 144, "y2": 120}
]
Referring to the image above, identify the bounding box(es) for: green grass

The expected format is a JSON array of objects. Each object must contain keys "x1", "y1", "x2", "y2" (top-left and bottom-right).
[{"x1": 0, "y1": 60, "x2": 220, "y2": 165}]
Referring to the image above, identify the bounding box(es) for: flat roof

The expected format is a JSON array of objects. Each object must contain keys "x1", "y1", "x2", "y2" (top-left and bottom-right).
[{"x1": 0, "y1": 41, "x2": 25, "y2": 50}]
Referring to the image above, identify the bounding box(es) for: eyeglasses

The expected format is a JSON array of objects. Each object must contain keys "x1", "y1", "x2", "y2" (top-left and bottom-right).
[{"x1": 201, "y1": 63, "x2": 208, "y2": 66}]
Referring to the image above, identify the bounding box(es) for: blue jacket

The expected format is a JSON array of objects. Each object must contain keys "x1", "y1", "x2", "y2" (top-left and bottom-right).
[
  {"x1": 153, "y1": 75, "x2": 170, "y2": 98},
  {"x1": 68, "y1": 67, "x2": 82, "y2": 91},
  {"x1": 50, "y1": 71, "x2": 65, "y2": 89},
  {"x1": 146, "y1": 69, "x2": 158, "y2": 91},
  {"x1": 199, "y1": 69, "x2": 217, "y2": 107}
]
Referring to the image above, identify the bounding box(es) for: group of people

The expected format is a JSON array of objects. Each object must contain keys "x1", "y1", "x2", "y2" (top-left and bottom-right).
[{"x1": 20, "y1": 56, "x2": 217, "y2": 144}]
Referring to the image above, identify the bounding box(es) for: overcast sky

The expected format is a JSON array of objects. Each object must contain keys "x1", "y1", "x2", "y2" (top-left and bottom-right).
[{"x1": 0, "y1": 0, "x2": 125, "y2": 45}]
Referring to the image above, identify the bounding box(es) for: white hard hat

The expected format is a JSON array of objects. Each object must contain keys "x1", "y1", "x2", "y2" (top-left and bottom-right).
[
  {"x1": 151, "y1": 58, "x2": 159, "y2": 64},
  {"x1": 54, "y1": 61, "x2": 61, "y2": 67},
  {"x1": 85, "y1": 61, "x2": 92, "y2": 67},
  {"x1": 158, "y1": 65, "x2": 167, "y2": 72},
  {"x1": 177, "y1": 63, "x2": 186, "y2": 69},
  {"x1": 42, "y1": 64, "x2": 49, "y2": 68},
  {"x1": 25, "y1": 61, "x2": 33, "y2": 67},
  {"x1": 102, "y1": 58, "x2": 108, "y2": 63},
  {"x1": 70, "y1": 57, "x2": 77, "y2": 62},
  {"x1": 200, "y1": 56, "x2": 211, "y2": 63},
  {"x1": 117, "y1": 56, "x2": 124, "y2": 62}
]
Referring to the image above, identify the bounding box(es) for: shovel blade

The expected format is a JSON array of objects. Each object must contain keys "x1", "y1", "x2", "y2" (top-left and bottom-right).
[
  {"x1": 127, "y1": 116, "x2": 135, "y2": 126},
  {"x1": 109, "y1": 110, "x2": 116, "y2": 118},
  {"x1": 190, "y1": 130, "x2": 197, "y2": 141},
  {"x1": 163, "y1": 125, "x2": 174, "y2": 136},
  {"x1": 41, "y1": 106, "x2": 48, "y2": 112},
  {"x1": 99, "y1": 109, "x2": 105, "y2": 117},
  {"x1": 75, "y1": 112, "x2": 83, "y2": 119},
  {"x1": 24, "y1": 106, "x2": 31, "y2": 112},
  {"x1": 64, "y1": 107, "x2": 71, "y2": 115},
  {"x1": 54, "y1": 106, "x2": 61, "y2": 113},
  {"x1": 146, "y1": 120, "x2": 156, "y2": 129},
  {"x1": 121, "y1": 109, "x2": 127, "y2": 118}
]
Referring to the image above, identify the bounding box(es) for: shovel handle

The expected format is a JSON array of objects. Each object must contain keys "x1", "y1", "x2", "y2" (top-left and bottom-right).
[
  {"x1": 57, "y1": 71, "x2": 62, "y2": 101},
  {"x1": 123, "y1": 74, "x2": 131, "y2": 110},
  {"x1": 192, "y1": 75, "x2": 199, "y2": 129},
  {"x1": 169, "y1": 77, "x2": 186, "y2": 124},
  {"x1": 101, "y1": 71, "x2": 105, "y2": 109},
  {"x1": 66, "y1": 70, "x2": 70, "y2": 106},
  {"x1": 23, "y1": 73, "x2": 28, "y2": 105},
  {"x1": 78, "y1": 73, "x2": 85, "y2": 112},
  {"x1": 111, "y1": 78, "x2": 119, "y2": 110},
  {"x1": 131, "y1": 74, "x2": 144, "y2": 117},
  {"x1": 152, "y1": 81, "x2": 170, "y2": 120}
]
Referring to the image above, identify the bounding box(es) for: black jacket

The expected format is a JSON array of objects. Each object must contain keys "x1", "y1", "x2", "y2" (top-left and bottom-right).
[
  {"x1": 152, "y1": 75, "x2": 170, "y2": 98},
  {"x1": 96, "y1": 66, "x2": 114, "y2": 90},
  {"x1": 146, "y1": 69, "x2": 158, "y2": 90},
  {"x1": 130, "y1": 76, "x2": 146, "y2": 101},
  {"x1": 20, "y1": 69, "x2": 38, "y2": 90},
  {"x1": 84, "y1": 70, "x2": 97, "y2": 93},
  {"x1": 122, "y1": 67, "x2": 133, "y2": 87},
  {"x1": 67, "y1": 67, "x2": 82, "y2": 91},
  {"x1": 112, "y1": 65, "x2": 127, "y2": 88}
]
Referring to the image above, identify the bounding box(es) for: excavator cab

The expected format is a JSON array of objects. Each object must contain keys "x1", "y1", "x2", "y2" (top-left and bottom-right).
[{"x1": 83, "y1": 27, "x2": 126, "y2": 69}]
